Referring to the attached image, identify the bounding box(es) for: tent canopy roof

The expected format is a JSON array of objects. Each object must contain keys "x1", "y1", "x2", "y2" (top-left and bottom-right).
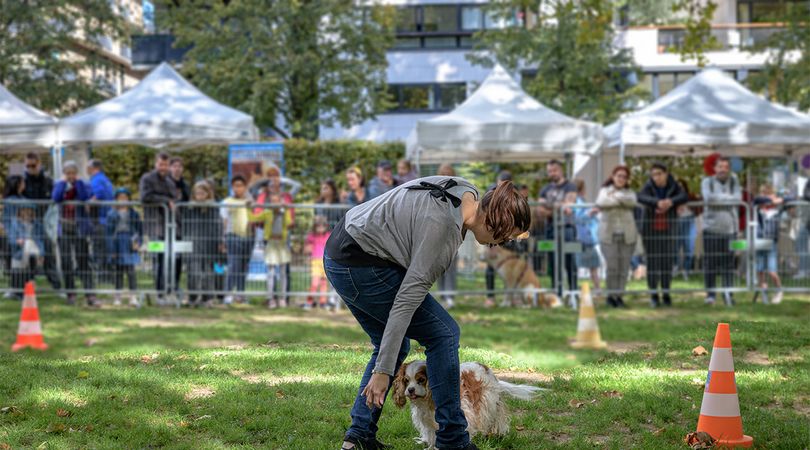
[
  {"x1": 0, "y1": 84, "x2": 58, "y2": 150},
  {"x1": 604, "y1": 68, "x2": 810, "y2": 157},
  {"x1": 59, "y1": 62, "x2": 258, "y2": 148},
  {"x1": 407, "y1": 64, "x2": 603, "y2": 164}
]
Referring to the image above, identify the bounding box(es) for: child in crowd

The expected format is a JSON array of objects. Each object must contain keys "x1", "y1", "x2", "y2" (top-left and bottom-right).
[
  {"x1": 182, "y1": 181, "x2": 224, "y2": 307},
  {"x1": 9, "y1": 205, "x2": 44, "y2": 299},
  {"x1": 754, "y1": 184, "x2": 783, "y2": 304},
  {"x1": 250, "y1": 191, "x2": 292, "y2": 308},
  {"x1": 574, "y1": 179, "x2": 601, "y2": 294},
  {"x1": 220, "y1": 176, "x2": 253, "y2": 305},
  {"x1": 304, "y1": 215, "x2": 331, "y2": 309},
  {"x1": 105, "y1": 188, "x2": 142, "y2": 307}
]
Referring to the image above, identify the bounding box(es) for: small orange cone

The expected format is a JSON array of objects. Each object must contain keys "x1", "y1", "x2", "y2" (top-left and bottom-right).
[
  {"x1": 695, "y1": 323, "x2": 753, "y2": 448},
  {"x1": 570, "y1": 282, "x2": 607, "y2": 349},
  {"x1": 11, "y1": 282, "x2": 48, "y2": 351}
]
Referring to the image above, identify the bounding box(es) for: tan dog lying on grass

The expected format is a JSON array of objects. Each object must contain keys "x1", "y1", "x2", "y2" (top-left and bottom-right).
[{"x1": 482, "y1": 246, "x2": 562, "y2": 308}]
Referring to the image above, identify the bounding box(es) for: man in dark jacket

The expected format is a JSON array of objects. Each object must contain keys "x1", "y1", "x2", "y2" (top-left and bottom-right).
[
  {"x1": 169, "y1": 157, "x2": 190, "y2": 297},
  {"x1": 637, "y1": 162, "x2": 688, "y2": 307},
  {"x1": 139, "y1": 153, "x2": 177, "y2": 303},
  {"x1": 22, "y1": 152, "x2": 61, "y2": 289}
]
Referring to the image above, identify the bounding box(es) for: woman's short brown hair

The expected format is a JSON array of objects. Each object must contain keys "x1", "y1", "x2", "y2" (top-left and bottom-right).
[{"x1": 479, "y1": 181, "x2": 531, "y2": 242}]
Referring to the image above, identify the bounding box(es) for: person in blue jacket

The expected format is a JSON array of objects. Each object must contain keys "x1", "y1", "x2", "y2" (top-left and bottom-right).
[{"x1": 52, "y1": 160, "x2": 98, "y2": 306}]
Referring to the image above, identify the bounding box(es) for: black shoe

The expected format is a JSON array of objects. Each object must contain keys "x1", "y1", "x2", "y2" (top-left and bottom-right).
[
  {"x1": 606, "y1": 296, "x2": 617, "y2": 308},
  {"x1": 341, "y1": 436, "x2": 389, "y2": 450},
  {"x1": 650, "y1": 294, "x2": 660, "y2": 308},
  {"x1": 615, "y1": 296, "x2": 628, "y2": 308},
  {"x1": 662, "y1": 293, "x2": 672, "y2": 307}
]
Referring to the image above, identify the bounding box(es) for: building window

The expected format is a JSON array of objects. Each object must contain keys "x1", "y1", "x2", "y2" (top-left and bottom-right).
[
  {"x1": 423, "y1": 6, "x2": 457, "y2": 32},
  {"x1": 461, "y1": 6, "x2": 483, "y2": 31},
  {"x1": 390, "y1": 4, "x2": 520, "y2": 50},
  {"x1": 737, "y1": 0, "x2": 810, "y2": 23},
  {"x1": 395, "y1": 7, "x2": 419, "y2": 32},
  {"x1": 386, "y1": 83, "x2": 468, "y2": 112}
]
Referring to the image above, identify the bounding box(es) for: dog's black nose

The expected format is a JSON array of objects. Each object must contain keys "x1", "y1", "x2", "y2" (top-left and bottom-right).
[{"x1": 407, "y1": 387, "x2": 415, "y2": 394}]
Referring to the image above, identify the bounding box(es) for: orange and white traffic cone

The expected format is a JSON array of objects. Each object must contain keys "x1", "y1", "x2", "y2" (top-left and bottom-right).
[
  {"x1": 11, "y1": 282, "x2": 48, "y2": 352},
  {"x1": 695, "y1": 323, "x2": 753, "y2": 448},
  {"x1": 570, "y1": 282, "x2": 607, "y2": 349}
]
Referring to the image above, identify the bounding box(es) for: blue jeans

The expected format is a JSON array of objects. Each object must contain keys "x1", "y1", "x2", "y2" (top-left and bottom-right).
[
  {"x1": 675, "y1": 216, "x2": 696, "y2": 271},
  {"x1": 225, "y1": 234, "x2": 253, "y2": 292},
  {"x1": 324, "y1": 254, "x2": 470, "y2": 449}
]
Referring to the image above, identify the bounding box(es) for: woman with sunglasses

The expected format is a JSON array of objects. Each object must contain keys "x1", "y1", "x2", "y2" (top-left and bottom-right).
[{"x1": 325, "y1": 177, "x2": 530, "y2": 450}]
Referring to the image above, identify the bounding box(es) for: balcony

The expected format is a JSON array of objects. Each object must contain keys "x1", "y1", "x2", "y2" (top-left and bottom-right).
[
  {"x1": 132, "y1": 34, "x2": 190, "y2": 68},
  {"x1": 617, "y1": 23, "x2": 785, "y2": 70},
  {"x1": 655, "y1": 23, "x2": 784, "y2": 53}
]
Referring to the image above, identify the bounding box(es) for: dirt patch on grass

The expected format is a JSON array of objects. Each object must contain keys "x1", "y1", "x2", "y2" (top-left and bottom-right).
[
  {"x1": 229, "y1": 371, "x2": 343, "y2": 386},
  {"x1": 793, "y1": 396, "x2": 810, "y2": 417},
  {"x1": 128, "y1": 316, "x2": 216, "y2": 328},
  {"x1": 250, "y1": 314, "x2": 355, "y2": 327},
  {"x1": 548, "y1": 432, "x2": 572, "y2": 443},
  {"x1": 185, "y1": 386, "x2": 216, "y2": 400},
  {"x1": 609, "y1": 341, "x2": 650, "y2": 354},
  {"x1": 742, "y1": 351, "x2": 771, "y2": 365},
  {"x1": 195, "y1": 340, "x2": 249, "y2": 349}
]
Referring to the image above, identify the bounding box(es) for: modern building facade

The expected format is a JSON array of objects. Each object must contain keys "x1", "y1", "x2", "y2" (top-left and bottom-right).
[{"x1": 132, "y1": 0, "x2": 796, "y2": 141}]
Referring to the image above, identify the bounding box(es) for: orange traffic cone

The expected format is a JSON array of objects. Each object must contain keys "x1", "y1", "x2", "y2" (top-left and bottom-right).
[
  {"x1": 570, "y1": 282, "x2": 607, "y2": 349},
  {"x1": 11, "y1": 282, "x2": 48, "y2": 351},
  {"x1": 695, "y1": 323, "x2": 753, "y2": 448}
]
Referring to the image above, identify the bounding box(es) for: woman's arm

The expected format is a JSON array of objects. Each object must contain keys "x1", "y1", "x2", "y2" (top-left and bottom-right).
[
  {"x1": 373, "y1": 217, "x2": 458, "y2": 376},
  {"x1": 596, "y1": 187, "x2": 620, "y2": 208}
]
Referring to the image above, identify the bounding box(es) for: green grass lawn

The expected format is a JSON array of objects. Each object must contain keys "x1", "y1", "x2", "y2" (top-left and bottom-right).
[{"x1": 0, "y1": 293, "x2": 808, "y2": 449}]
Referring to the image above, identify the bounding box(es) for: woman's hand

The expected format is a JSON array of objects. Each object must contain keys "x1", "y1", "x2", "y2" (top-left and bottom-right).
[{"x1": 362, "y1": 373, "x2": 390, "y2": 409}]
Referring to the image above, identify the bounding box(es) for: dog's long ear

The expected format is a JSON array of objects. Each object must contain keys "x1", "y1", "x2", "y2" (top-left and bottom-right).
[{"x1": 391, "y1": 363, "x2": 408, "y2": 408}]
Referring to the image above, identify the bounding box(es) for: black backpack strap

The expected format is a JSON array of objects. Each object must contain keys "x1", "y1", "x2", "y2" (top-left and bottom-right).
[{"x1": 405, "y1": 178, "x2": 462, "y2": 208}]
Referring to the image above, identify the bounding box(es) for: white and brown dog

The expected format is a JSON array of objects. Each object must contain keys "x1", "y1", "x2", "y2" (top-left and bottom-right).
[
  {"x1": 392, "y1": 360, "x2": 545, "y2": 449},
  {"x1": 483, "y1": 246, "x2": 562, "y2": 308}
]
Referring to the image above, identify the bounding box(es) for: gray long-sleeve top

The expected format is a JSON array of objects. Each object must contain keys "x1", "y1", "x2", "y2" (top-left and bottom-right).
[
  {"x1": 344, "y1": 176, "x2": 479, "y2": 375},
  {"x1": 702, "y1": 174, "x2": 742, "y2": 234}
]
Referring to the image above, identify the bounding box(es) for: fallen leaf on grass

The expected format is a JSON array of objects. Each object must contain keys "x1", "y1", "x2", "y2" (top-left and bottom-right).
[
  {"x1": 1, "y1": 406, "x2": 21, "y2": 415},
  {"x1": 83, "y1": 424, "x2": 93, "y2": 432},
  {"x1": 275, "y1": 390, "x2": 285, "y2": 399},
  {"x1": 45, "y1": 423, "x2": 66, "y2": 434},
  {"x1": 653, "y1": 427, "x2": 665, "y2": 436},
  {"x1": 515, "y1": 425, "x2": 526, "y2": 431},
  {"x1": 178, "y1": 420, "x2": 190, "y2": 428},
  {"x1": 0, "y1": 442, "x2": 10, "y2": 450},
  {"x1": 603, "y1": 390, "x2": 623, "y2": 399},
  {"x1": 56, "y1": 409, "x2": 72, "y2": 418},
  {"x1": 84, "y1": 338, "x2": 98, "y2": 347},
  {"x1": 568, "y1": 399, "x2": 584, "y2": 408},
  {"x1": 684, "y1": 431, "x2": 715, "y2": 449},
  {"x1": 140, "y1": 353, "x2": 159, "y2": 364},
  {"x1": 77, "y1": 371, "x2": 89, "y2": 379},
  {"x1": 692, "y1": 346, "x2": 708, "y2": 356}
]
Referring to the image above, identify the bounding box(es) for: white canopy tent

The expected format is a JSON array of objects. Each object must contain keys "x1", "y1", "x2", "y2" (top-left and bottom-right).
[
  {"x1": 0, "y1": 84, "x2": 58, "y2": 150},
  {"x1": 604, "y1": 68, "x2": 810, "y2": 160},
  {"x1": 58, "y1": 62, "x2": 259, "y2": 148},
  {"x1": 406, "y1": 64, "x2": 603, "y2": 164}
]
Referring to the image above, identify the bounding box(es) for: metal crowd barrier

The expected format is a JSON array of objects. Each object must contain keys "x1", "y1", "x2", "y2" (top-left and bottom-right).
[{"x1": 1, "y1": 198, "x2": 808, "y2": 307}]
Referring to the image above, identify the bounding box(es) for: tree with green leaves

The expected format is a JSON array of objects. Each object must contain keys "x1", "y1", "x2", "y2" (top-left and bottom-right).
[
  {"x1": 160, "y1": 0, "x2": 395, "y2": 140},
  {"x1": 671, "y1": 0, "x2": 719, "y2": 67},
  {"x1": 469, "y1": 0, "x2": 645, "y2": 124},
  {"x1": 747, "y1": 7, "x2": 810, "y2": 111},
  {"x1": 0, "y1": 0, "x2": 127, "y2": 114}
]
